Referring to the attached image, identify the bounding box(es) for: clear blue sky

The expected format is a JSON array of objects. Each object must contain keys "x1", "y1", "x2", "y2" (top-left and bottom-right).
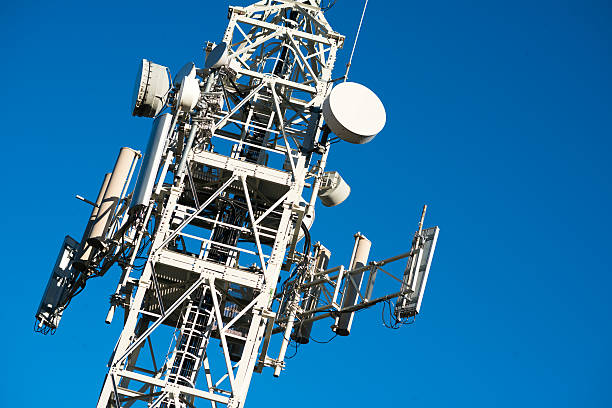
[{"x1": 1, "y1": 1, "x2": 610, "y2": 407}]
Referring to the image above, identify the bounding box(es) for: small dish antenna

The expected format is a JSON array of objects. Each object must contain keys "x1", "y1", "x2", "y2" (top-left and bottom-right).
[
  {"x1": 322, "y1": 82, "x2": 386, "y2": 144},
  {"x1": 204, "y1": 42, "x2": 230, "y2": 69},
  {"x1": 174, "y1": 62, "x2": 196, "y2": 87},
  {"x1": 318, "y1": 171, "x2": 351, "y2": 207},
  {"x1": 177, "y1": 77, "x2": 200, "y2": 112},
  {"x1": 132, "y1": 59, "x2": 171, "y2": 118}
]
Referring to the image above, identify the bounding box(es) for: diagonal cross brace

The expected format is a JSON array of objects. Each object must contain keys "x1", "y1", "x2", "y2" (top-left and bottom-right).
[
  {"x1": 213, "y1": 82, "x2": 266, "y2": 131},
  {"x1": 269, "y1": 83, "x2": 299, "y2": 178},
  {"x1": 113, "y1": 276, "x2": 205, "y2": 367},
  {"x1": 154, "y1": 175, "x2": 238, "y2": 255},
  {"x1": 240, "y1": 175, "x2": 268, "y2": 276},
  {"x1": 209, "y1": 278, "x2": 236, "y2": 391},
  {"x1": 221, "y1": 293, "x2": 263, "y2": 334}
]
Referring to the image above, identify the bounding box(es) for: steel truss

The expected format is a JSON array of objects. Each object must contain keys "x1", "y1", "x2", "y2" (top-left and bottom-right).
[
  {"x1": 37, "y1": 2, "x2": 439, "y2": 408},
  {"x1": 96, "y1": 3, "x2": 345, "y2": 407}
]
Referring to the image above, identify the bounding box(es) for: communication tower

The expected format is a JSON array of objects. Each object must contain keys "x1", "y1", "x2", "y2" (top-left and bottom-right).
[{"x1": 35, "y1": 1, "x2": 439, "y2": 407}]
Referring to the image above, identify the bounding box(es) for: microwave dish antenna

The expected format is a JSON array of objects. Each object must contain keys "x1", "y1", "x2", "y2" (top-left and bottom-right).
[
  {"x1": 173, "y1": 61, "x2": 197, "y2": 87},
  {"x1": 204, "y1": 41, "x2": 229, "y2": 69},
  {"x1": 322, "y1": 81, "x2": 386, "y2": 144},
  {"x1": 132, "y1": 59, "x2": 171, "y2": 117}
]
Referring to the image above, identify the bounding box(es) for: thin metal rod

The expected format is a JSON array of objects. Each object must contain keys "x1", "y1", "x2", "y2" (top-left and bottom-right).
[
  {"x1": 110, "y1": 374, "x2": 122, "y2": 408},
  {"x1": 221, "y1": 293, "x2": 262, "y2": 334},
  {"x1": 214, "y1": 361, "x2": 240, "y2": 388},
  {"x1": 314, "y1": 250, "x2": 415, "y2": 279},
  {"x1": 146, "y1": 337, "x2": 158, "y2": 373},
  {"x1": 201, "y1": 357, "x2": 218, "y2": 408},
  {"x1": 186, "y1": 164, "x2": 201, "y2": 208},
  {"x1": 149, "y1": 392, "x2": 168, "y2": 408},
  {"x1": 269, "y1": 83, "x2": 298, "y2": 177},
  {"x1": 274, "y1": 290, "x2": 405, "y2": 332},
  {"x1": 150, "y1": 264, "x2": 166, "y2": 316},
  {"x1": 176, "y1": 124, "x2": 199, "y2": 178},
  {"x1": 155, "y1": 151, "x2": 174, "y2": 195},
  {"x1": 240, "y1": 175, "x2": 268, "y2": 275},
  {"x1": 75, "y1": 194, "x2": 99, "y2": 208},
  {"x1": 209, "y1": 279, "x2": 236, "y2": 390},
  {"x1": 344, "y1": 0, "x2": 369, "y2": 82},
  {"x1": 377, "y1": 265, "x2": 403, "y2": 284},
  {"x1": 254, "y1": 189, "x2": 291, "y2": 226}
]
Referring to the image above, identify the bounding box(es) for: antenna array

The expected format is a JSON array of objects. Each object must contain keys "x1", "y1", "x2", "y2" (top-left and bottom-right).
[{"x1": 35, "y1": 2, "x2": 439, "y2": 407}]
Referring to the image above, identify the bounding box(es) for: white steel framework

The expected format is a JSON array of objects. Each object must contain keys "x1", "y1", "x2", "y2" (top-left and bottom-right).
[{"x1": 35, "y1": 2, "x2": 440, "y2": 408}]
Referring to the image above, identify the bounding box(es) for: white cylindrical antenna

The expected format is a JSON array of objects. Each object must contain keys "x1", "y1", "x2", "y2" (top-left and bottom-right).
[
  {"x1": 88, "y1": 147, "x2": 139, "y2": 242},
  {"x1": 78, "y1": 173, "x2": 111, "y2": 263},
  {"x1": 333, "y1": 233, "x2": 371, "y2": 336},
  {"x1": 131, "y1": 114, "x2": 173, "y2": 208}
]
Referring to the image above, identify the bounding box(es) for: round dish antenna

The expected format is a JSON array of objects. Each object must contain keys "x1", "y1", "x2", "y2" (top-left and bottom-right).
[
  {"x1": 204, "y1": 42, "x2": 230, "y2": 69},
  {"x1": 322, "y1": 82, "x2": 386, "y2": 144},
  {"x1": 318, "y1": 171, "x2": 350, "y2": 207},
  {"x1": 177, "y1": 77, "x2": 200, "y2": 112},
  {"x1": 174, "y1": 62, "x2": 196, "y2": 87},
  {"x1": 132, "y1": 59, "x2": 171, "y2": 118}
]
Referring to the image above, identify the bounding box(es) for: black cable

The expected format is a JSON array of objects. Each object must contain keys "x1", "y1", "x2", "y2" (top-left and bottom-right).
[
  {"x1": 301, "y1": 221, "x2": 311, "y2": 257},
  {"x1": 309, "y1": 333, "x2": 337, "y2": 344},
  {"x1": 286, "y1": 340, "x2": 300, "y2": 359},
  {"x1": 279, "y1": 221, "x2": 312, "y2": 289},
  {"x1": 322, "y1": 0, "x2": 338, "y2": 12}
]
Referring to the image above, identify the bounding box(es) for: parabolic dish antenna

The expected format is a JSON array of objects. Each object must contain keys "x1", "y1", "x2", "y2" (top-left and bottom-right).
[
  {"x1": 322, "y1": 82, "x2": 386, "y2": 144},
  {"x1": 204, "y1": 42, "x2": 230, "y2": 69},
  {"x1": 177, "y1": 76, "x2": 200, "y2": 112},
  {"x1": 174, "y1": 62, "x2": 196, "y2": 87},
  {"x1": 132, "y1": 59, "x2": 171, "y2": 118}
]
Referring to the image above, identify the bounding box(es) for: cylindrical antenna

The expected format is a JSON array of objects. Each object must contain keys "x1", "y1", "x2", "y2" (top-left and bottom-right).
[
  {"x1": 82, "y1": 147, "x2": 140, "y2": 257},
  {"x1": 132, "y1": 114, "x2": 173, "y2": 208},
  {"x1": 333, "y1": 233, "x2": 371, "y2": 336}
]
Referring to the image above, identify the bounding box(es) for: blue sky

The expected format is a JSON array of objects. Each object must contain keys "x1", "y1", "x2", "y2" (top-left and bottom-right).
[{"x1": 1, "y1": 0, "x2": 611, "y2": 407}]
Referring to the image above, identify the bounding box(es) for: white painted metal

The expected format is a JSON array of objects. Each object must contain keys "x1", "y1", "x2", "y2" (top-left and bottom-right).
[
  {"x1": 177, "y1": 76, "x2": 201, "y2": 111},
  {"x1": 333, "y1": 233, "x2": 371, "y2": 335},
  {"x1": 35, "y1": 236, "x2": 79, "y2": 331},
  {"x1": 322, "y1": 81, "x2": 386, "y2": 144},
  {"x1": 318, "y1": 171, "x2": 350, "y2": 207},
  {"x1": 35, "y1": 3, "x2": 440, "y2": 408},
  {"x1": 132, "y1": 59, "x2": 171, "y2": 117},
  {"x1": 205, "y1": 42, "x2": 229, "y2": 69},
  {"x1": 395, "y1": 226, "x2": 440, "y2": 318},
  {"x1": 131, "y1": 114, "x2": 172, "y2": 208},
  {"x1": 89, "y1": 147, "x2": 139, "y2": 240},
  {"x1": 174, "y1": 62, "x2": 197, "y2": 86},
  {"x1": 78, "y1": 172, "x2": 111, "y2": 262}
]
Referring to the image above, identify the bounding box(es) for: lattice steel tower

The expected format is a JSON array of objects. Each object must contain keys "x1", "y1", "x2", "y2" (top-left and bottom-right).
[{"x1": 35, "y1": 1, "x2": 439, "y2": 407}]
